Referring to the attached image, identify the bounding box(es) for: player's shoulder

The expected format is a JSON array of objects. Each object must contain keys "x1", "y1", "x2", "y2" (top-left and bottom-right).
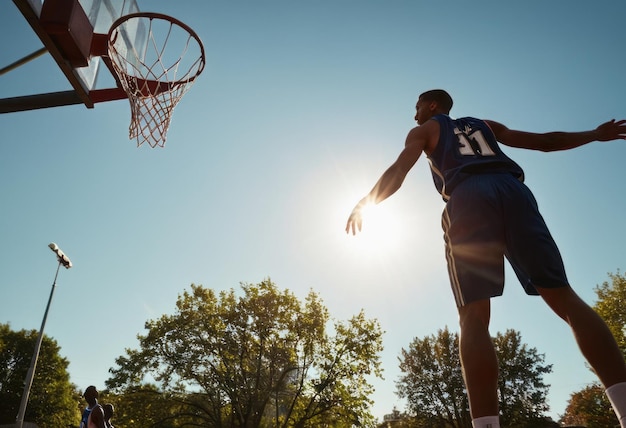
[
  {"x1": 454, "y1": 116, "x2": 490, "y2": 125},
  {"x1": 482, "y1": 119, "x2": 507, "y2": 129},
  {"x1": 481, "y1": 119, "x2": 510, "y2": 140},
  {"x1": 411, "y1": 117, "x2": 440, "y2": 136},
  {"x1": 405, "y1": 118, "x2": 441, "y2": 154},
  {"x1": 434, "y1": 114, "x2": 486, "y2": 128}
]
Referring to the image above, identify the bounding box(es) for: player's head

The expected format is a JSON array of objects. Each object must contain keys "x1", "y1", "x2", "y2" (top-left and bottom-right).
[
  {"x1": 83, "y1": 385, "x2": 98, "y2": 404},
  {"x1": 419, "y1": 89, "x2": 453, "y2": 112},
  {"x1": 415, "y1": 89, "x2": 453, "y2": 124}
]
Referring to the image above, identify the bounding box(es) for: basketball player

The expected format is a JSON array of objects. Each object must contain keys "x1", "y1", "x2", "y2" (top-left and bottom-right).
[
  {"x1": 80, "y1": 386, "x2": 106, "y2": 428},
  {"x1": 345, "y1": 89, "x2": 626, "y2": 428}
]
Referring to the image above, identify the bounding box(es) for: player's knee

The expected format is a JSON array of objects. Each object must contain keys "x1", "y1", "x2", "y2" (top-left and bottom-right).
[
  {"x1": 536, "y1": 285, "x2": 587, "y2": 321},
  {"x1": 458, "y1": 298, "x2": 491, "y2": 330}
]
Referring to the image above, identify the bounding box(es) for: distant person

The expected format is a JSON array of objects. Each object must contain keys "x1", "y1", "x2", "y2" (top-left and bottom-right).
[
  {"x1": 103, "y1": 403, "x2": 115, "y2": 428},
  {"x1": 345, "y1": 89, "x2": 626, "y2": 428},
  {"x1": 79, "y1": 386, "x2": 96, "y2": 428},
  {"x1": 80, "y1": 385, "x2": 106, "y2": 428}
]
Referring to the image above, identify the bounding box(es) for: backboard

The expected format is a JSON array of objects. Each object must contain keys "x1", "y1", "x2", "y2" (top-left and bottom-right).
[{"x1": 5, "y1": 0, "x2": 140, "y2": 111}]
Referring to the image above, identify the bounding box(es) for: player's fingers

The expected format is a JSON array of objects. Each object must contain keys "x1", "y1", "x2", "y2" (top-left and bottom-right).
[
  {"x1": 613, "y1": 120, "x2": 626, "y2": 138},
  {"x1": 346, "y1": 219, "x2": 356, "y2": 235}
]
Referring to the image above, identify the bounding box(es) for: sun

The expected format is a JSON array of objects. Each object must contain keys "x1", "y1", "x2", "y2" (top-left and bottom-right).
[{"x1": 344, "y1": 201, "x2": 407, "y2": 256}]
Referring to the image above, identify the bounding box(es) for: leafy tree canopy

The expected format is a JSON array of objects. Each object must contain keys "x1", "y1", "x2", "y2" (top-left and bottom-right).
[
  {"x1": 0, "y1": 323, "x2": 79, "y2": 428},
  {"x1": 106, "y1": 279, "x2": 384, "y2": 427},
  {"x1": 397, "y1": 327, "x2": 554, "y2": 428},
  {"x1": 560, "y1": 383, "x2": 618, "y2": 428}
]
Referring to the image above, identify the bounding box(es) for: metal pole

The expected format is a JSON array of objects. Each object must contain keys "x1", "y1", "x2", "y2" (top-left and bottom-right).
[
  {"x1": 0, "y1": 47, "x2": 48, "y2": 76},
  {"x1": 15, "y1": 243, "x2": 72, "y2": 428}
]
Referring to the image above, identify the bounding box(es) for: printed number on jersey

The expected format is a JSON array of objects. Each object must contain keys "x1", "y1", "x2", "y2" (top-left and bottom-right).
[{"x1": 454, "y1": 127, "x2": 496, "y2": 156}]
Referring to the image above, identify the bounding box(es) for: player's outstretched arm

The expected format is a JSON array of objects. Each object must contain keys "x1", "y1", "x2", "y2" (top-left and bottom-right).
[
  {"x1": 485, "y1": 119, "x2": 626, "y2": 152},
  {"x1": 344, "y1": 158, "x2": 410, "y2": 236},
  {"x1": 345, "y1": 124, "x2": 432, "y2": 235}
]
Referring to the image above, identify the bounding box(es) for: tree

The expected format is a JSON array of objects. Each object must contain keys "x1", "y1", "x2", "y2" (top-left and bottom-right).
[
  {"x1": 106, "y1": 279, "x2": 384, "y2": 427},
  {"x1": 99, "y1": 385, "x2": 191, "y2": 428},
  {"x1": 0, "y1": 323, "x2": 80, "y2": 428},
  {"x1": 560, "y1": 383, "x2": 618, "y2": 428},
  {"x1": 494, "y1": 330, "x2": 554, "y2": 428},
  {"x1": 397, "y1": 327, "x2": 554, "y2": 428},
  {"x1": 396, "y1": 327, "x2": 469, "y2": 428},
  {"x1": 594, "y1": 270, "x2": 626, "y2": 357}
]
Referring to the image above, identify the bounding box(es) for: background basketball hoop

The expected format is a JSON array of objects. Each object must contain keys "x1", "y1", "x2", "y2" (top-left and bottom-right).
[{"x1": 107, "y1": 12, "x2": 206, "y2": 148}]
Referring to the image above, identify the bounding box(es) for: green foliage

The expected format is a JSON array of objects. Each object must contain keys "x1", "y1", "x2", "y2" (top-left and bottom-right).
[
  {"x1": 397, "y1": 327, "x2": 553, "y2": 428},
  {"x1": 0, "y1": 323, "x2": 80, "y2": 428},
  {"x1": 495, "y1": 329, "x2": 553, "y2": 426},
  {"x1": 397, "y1": 327, "x2": 470, "y2": 428},
  {"x1": 100, "y1": 385, "x2": 193, "y2": 428},
  {"x1": 594, "y1": 270, "x2": 626, "y2": 357},
  {"x1": 560, "y1": 383, "x2": 618, "y2": 428},
  {"x1": 106, "y1": 279, "x2": 384, "y2": 427}
]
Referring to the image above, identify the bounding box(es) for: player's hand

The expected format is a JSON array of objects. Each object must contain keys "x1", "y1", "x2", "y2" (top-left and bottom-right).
[
  {"x1": 345, "y1": 200, "x2": 366, "y2": 235},
  {"x1": 595, "y1": 119, "x2": 626, "y2": 141}
]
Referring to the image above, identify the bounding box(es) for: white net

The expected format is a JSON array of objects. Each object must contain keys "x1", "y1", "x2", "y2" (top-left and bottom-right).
[{"x1": 107, "y1": 13, "x2": 205, "y2": 147}]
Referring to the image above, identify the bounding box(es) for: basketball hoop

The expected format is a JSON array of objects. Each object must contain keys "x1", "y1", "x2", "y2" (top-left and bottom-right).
[{"x1": 107, "y1": 12, "x2": 205, "y2": 148}]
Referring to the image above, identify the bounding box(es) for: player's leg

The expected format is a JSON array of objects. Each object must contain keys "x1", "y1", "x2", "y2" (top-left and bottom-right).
[
  {"x1": 458, "y1": 298, "x2": 500, "y2": 423},
  {"x1": 443, "y1": 175, "x2": 505, "y2": 427},
  {"x1": 502, "y1": 179, "x2": 626, "y2": 426},
  {"x1": 538, "y1": 286, "x2": 626, "y2": 386},
  {"x1": 537, "y1": 286, "x2": 626, "y2": 427}
]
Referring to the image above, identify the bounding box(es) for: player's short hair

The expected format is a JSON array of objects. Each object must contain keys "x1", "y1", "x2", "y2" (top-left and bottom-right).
[
  {"x1": 83, "y1": 385, "x2": 98, "y2": 399},
  {"x1": 419, "y1": 89, "x2": 453, "y2": 113}
]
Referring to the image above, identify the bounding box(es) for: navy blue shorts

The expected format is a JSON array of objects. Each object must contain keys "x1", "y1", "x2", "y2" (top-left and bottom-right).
[{"x1": 442, "y1": 173, "x2": 569, "y2": 307}]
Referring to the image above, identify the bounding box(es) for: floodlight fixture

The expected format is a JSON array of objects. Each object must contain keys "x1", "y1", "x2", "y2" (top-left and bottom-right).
[
  {"x1": 49, "y1": 242, "x2": 72, "y2": 268},
  {"x1": 15, "y1": 243, "x2": 73, "y2": 428}
]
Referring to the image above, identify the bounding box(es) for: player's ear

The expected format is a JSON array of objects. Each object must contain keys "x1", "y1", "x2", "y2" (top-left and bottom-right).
[{"x1": 429, "y1": 101, "x2": 438, "y2": 112}]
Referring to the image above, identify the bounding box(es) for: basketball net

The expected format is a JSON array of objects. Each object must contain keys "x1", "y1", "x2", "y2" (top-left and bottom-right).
[{"x1": 107, "y1": 13, "x2": 205, "y2": 148}]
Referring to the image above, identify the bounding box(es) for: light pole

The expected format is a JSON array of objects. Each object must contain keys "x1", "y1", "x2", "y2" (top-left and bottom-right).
[{"x1": 15, "y1": 243, "x2": 72, "y2": 428}]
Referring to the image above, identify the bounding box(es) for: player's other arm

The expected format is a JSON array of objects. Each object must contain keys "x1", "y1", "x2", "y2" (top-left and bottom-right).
[
  {"x1": 345, "y1": 122, "x2": 434, "y2": 235},
  {"x1": 485, "y1": 119, "x2": 626, "y2": 152}
]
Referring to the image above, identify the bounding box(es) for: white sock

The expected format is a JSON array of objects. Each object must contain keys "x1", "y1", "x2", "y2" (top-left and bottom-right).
[
  {"x1": 606, "y1": 382, "x2": 626, "y2": 428},
  {"x1": 472, "y1": 415, "x2": 500, "y2": 428}
]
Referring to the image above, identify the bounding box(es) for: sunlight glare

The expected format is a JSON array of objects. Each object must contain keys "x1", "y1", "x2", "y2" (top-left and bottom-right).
[{"x1": 345, "y1": 202, "x2": 407, "y2": 257}]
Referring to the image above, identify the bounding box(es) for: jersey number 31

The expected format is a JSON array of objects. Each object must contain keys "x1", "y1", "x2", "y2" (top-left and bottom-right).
[{"x1": 454, "y1": 128, "x2": 496, "y2": 157}]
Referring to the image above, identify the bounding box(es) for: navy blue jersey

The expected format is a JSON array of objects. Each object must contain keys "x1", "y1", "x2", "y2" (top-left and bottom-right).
[
  {"x1": 80, "y1": 407, "x2": 91, "y2": 428},
  {"x1": 427, "y1": 114, "x2": 525, "y2": 201}
]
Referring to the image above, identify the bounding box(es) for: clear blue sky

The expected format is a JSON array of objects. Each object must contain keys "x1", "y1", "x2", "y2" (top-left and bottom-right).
[{"x1": 1, "y1": 0, "x2": 625, "y2": 423}]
